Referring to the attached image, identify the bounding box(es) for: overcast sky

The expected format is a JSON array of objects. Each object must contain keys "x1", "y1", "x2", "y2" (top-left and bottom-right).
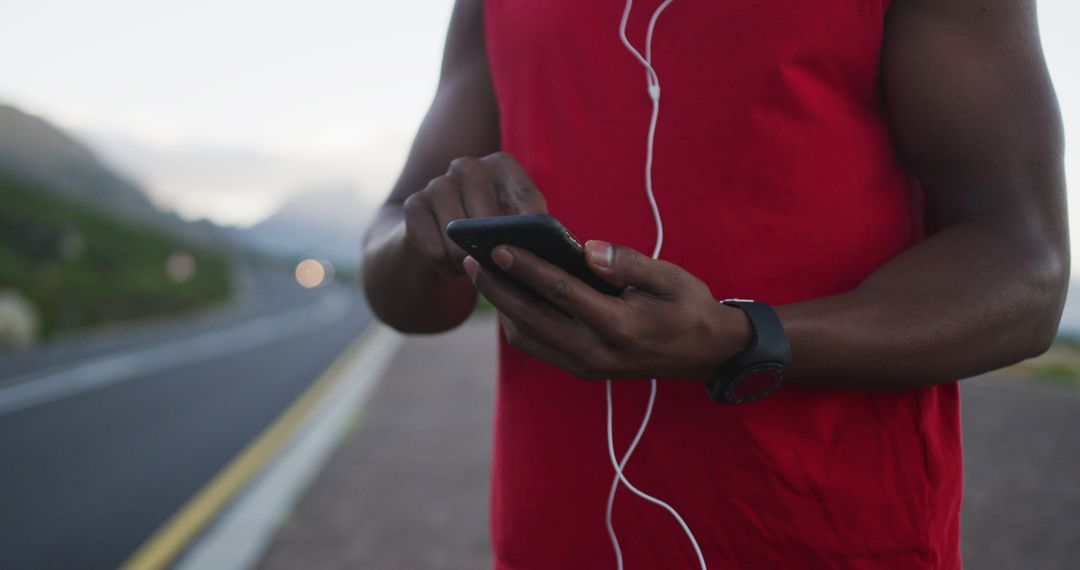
[
  {"x1": 0, "y1": 0, "x2": 454, "y2": 225},
  {"x1": 0, "y1": 0, "x2": 1077, "y2": 240}
]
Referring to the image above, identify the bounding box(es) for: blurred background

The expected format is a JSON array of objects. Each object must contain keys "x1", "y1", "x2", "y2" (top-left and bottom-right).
[{"x1": 0, "y1": 1, "x2": 1078, "y2": 569}]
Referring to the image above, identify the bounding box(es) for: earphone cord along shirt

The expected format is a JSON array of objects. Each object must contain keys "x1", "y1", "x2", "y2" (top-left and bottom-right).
[{"x1": 484, "y1": 1, "x2": 962, "y2": 568}]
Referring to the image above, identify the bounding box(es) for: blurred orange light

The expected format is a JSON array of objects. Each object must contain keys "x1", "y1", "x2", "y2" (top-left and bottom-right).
[{"x1": 295, "y1": 259, "x2": 326, "y2": 289}]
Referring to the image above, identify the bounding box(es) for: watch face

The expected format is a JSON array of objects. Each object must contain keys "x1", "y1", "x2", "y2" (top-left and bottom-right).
[{"x1": 726, "y1": 365, "x2": 784, "y2": 404}]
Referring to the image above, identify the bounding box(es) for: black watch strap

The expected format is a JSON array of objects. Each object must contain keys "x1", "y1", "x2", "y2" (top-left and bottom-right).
[{"x1": 706, "y1": 299, "x2": 791, "y2": 404}]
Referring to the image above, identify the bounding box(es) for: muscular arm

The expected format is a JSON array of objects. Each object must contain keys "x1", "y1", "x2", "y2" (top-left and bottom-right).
[
  {"x1": 777, "y1": 0, "x2": 1069, "y2": 387},
  {"x1": 362, "y1": 0, "x2": 499, "y2": 333}
]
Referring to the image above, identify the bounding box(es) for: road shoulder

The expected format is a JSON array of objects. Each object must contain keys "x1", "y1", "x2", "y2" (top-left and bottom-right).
[
  {"x1": 256, "y1": 315, "x2": 497, "y2": 570},
  {"x1": 158, "y1": 323, "x2": 405, "y2": 570}
]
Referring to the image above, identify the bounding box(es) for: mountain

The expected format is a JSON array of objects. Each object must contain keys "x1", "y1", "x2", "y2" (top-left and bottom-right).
[
  {"x1": 0, "y1": 104, "x2": 220, "y2": 246},
  {"x1": 229, "y1": 185, "x2": 374, "y2": 269},
  {"x1": 0, "y1": 105, "x2": 159, "y2": 219}
]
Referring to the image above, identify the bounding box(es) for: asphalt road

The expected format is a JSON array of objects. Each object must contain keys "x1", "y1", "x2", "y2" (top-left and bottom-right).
[
  {"x1": 960, "y1": 375, "x2": 1080, "y2": 569},
  {"x1": 0, "y1": 267, "x2": 371, "y2": 570}
]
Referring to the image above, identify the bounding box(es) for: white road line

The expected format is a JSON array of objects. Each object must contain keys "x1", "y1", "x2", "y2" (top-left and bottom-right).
[{"x1": 0, "y1": 289, "x2": 355, "y2": 417}]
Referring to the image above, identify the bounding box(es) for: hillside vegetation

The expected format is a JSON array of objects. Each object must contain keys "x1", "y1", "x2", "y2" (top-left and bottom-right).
[{"x1": 0, "y1": 175, "x2": 231, "y2": 339}]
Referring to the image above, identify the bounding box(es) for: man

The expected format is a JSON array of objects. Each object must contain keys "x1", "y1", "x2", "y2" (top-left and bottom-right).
[{"x1": 363, "y1": 0, "x2": 1067, "y2": 567}]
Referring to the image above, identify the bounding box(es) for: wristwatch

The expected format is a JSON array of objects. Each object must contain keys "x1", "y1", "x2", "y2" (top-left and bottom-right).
[{"x1": 706, "y1": 299, "x2": 791, "y2": 404}]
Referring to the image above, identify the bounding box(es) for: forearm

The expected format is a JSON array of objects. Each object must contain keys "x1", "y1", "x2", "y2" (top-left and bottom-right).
[
  {"x1": 359, "y1": 0, "x2": 497, "y2": 334},
  {"x1": 776, "y1": 220, "x2": 1068, "y2": 389},
  {"x1": 363, "y1": 206, "x2": 478, "y2": 334}
]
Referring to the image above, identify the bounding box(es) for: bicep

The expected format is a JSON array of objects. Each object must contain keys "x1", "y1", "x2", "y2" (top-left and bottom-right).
[
  {"x1": 386, "y1": 0, "x2": 500, "y2": 206},
  {"x1": 882, "y1": 0, "x2": 1065, "y2": 231}
]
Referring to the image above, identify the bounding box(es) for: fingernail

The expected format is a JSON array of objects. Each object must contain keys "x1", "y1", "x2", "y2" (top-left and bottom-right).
[
  {"x1": 586, "y1": 240, "x2": 614, "y2": 267},
  {"x1": 463, "y1": 256, "x2": 478, "y2": 280},
  {"x1": 492, "y1": 246, "x2": 514, "y2": 269}
]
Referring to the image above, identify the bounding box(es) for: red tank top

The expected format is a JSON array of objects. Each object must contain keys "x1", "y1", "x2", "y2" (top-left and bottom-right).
[{"x1": 484, "y1": 1, "x2": 962, "y2": 568}]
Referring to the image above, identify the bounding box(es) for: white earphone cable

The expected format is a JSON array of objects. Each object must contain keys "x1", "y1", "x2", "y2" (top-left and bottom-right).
[{"x1": 606, "y1": 1, "x2": 707, "y2": 569}]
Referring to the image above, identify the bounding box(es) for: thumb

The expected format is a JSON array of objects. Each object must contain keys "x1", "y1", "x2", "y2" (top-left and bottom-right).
[{"x1": 584, "y1": 240, "x2": 677, "y2": 293}]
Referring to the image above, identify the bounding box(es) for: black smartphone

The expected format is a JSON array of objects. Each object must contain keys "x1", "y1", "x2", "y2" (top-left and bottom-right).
[{"x1": 446, "y1": 214, "x2": 623, "y2": 297}]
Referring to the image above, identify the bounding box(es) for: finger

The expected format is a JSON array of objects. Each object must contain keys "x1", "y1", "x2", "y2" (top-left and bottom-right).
[
  {"x1": 403, "y1": 193, "x2": 456, "y2": 274},
  {"x1": 447, "y1": 156, "x2": 503, "y2": 217},
  {"x1": 498, "y1": 313, "x2": 587, "y2": 376},
  {"x1": 584, "y1": 240, "x2": 683, "y2": 294},
  {"x1": 490, "y1": 245, "x2": 620, "y2": 328},
  {"x1": 467, "y1": 257, "x2": 587, "y2": 349},
  {"x1": 427, "y1": 180, "x2": 470, "y2": 272},
  {"x1": 483, "y1": 152, "x2": 548, "y2": 214}
]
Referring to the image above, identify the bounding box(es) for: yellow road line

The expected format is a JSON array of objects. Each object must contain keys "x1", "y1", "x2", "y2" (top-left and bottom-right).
[{"x1": 119, "y1": 327, "x2": 380, "y2": 570}]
